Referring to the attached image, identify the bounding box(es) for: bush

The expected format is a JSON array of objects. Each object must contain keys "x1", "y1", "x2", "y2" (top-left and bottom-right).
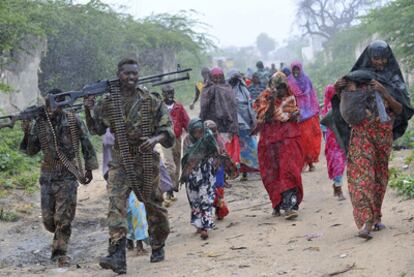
[{"x1": 0, "y1": 123, "x2": 40, "y2": 194}]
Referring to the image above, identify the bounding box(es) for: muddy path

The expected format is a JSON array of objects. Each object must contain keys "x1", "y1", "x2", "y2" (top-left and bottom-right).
[{"x1": 1, "y1": 150, "x2": 414, "y2": 277}]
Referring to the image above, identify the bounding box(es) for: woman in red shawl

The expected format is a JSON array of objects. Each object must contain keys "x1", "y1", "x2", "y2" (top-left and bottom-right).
[
  {"x1": 253, "y1": 72, "x2": 304, "y2": 219},
  {"x1": 321, "y1": 85, "x2": 346, "y2": 200},
  {"x1": 288, "y1": 61, "x2": 322, "y2": 172}
]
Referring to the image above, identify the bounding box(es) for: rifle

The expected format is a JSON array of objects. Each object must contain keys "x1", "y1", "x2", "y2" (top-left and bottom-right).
[
  {"x1": 0, "y1": 103, "x2": 85, "y2": 129},
  {"x1": 48, "y1": 65, "x2": 192, "y2": 110},
  {"x1": 0, "y1": 105, "x2": 45, "y2": 129}
]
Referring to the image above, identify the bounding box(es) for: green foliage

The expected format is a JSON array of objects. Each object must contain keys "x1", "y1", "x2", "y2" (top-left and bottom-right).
[
  {"x1": 1, "y1": 1, "x2": 212, "y2": 94},
  {"x1": 305, "y1": 25, "x2": 374, "y2": 96},
  {"x1": 0, "y1": 209, "x2": 19, "y2": 222},
  {"x1": 306, "y1": 0, "x2": 414, "y2": 95},
  {"x1": 389, "y1": 167, "x2": 414, "y2": 199},
  {"x1": 364, "y1": 0, "x2": 414, "y2": 69},
  {"x1": 0, "y1": 123, "x2": 40, "y2": 194}
]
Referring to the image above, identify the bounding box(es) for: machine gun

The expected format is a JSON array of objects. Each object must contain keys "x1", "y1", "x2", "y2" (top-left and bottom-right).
[
  {"x1": 0, "y1": 105, "x2": 45, "y2": 129},
  {"x1": 48, "y1": 65, "x2": 192, "y2": 110},
  {"x1": 0, "y1": 103, "x2": 85, "y2": 129}
]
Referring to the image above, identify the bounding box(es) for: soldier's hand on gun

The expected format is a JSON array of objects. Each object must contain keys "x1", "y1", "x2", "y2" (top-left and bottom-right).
[
  {"x1": 21, "y1": 120, "x2": 31, "y2": 133},
  {"x1": 84, "y1": 170, "x2": 93, "y2": 184},
  {"x1": 83, "y1": 96, "x2": 96, "y2": 110}
]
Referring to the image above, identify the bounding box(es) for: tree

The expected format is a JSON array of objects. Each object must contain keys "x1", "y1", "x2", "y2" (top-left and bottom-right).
[
  {"x1": 364, "y1": 0, "x2": 414, "y2": 69},
  {"x1": 256, "y1": 33, "x2": 276, "y2": 59},
  {"x1": 296, "y1": 0, "x2": 379, "y2": 40}
]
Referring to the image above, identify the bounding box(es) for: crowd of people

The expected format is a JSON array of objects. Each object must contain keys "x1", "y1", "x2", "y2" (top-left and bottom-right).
[{"x1": 15, "y1": 40, "x2": 413, "y2": 274}]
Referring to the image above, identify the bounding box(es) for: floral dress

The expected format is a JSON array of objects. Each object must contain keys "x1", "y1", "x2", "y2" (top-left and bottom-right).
[
  {"x1": 185, "y1": 157, "x2": 216, "y2": 230},
  {"x1": 347, "y1": 116, "x2": 393, "y2": 229}
]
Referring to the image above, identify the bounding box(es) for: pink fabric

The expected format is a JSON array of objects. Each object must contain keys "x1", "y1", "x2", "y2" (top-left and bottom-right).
[
  {"x1": 210, "y1": 67, "x2": 224, "y2": 77},
  {"x1": 322, "y1": 85, "x2": 346, "y2": 181},
  {"x1": 321, "y1": 84, "x2": 336, "y2": 117},
  {"x1": 288, "y1": 61, "x2": 320, "y2": 121}
]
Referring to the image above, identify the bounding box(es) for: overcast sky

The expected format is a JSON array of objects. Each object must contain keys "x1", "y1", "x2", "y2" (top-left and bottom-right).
[{"x1": 76, "y1": 0, "x2": 298, "y2": 47}]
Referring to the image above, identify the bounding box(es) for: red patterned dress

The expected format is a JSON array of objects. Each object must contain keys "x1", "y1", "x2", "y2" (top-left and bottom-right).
[{"x1": 347, "y1": 117, "x2": 393, "y2": 229}]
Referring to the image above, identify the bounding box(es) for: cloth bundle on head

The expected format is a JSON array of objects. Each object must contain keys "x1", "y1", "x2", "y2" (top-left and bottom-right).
[
  {"x1": 288, "y1": 61, "x2": 320, "y2": 121},
  {"x1": 181, "y1": 118, "x2": 219, "y2": 174},
  {"x1": 254, "y1": 72, "x2": 298, "y2": 124}
]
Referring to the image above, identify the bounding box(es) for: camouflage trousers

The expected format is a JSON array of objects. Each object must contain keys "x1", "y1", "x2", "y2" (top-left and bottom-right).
[
  {"x1": 39, "y1": 171, "x2": 78, "y2": 256},
  {"x1": 161, "y1": 138, "x2": 182, "y2": 190},
  {"x1": 107, "y1": 152, "x2": 170, "y2": 249}
]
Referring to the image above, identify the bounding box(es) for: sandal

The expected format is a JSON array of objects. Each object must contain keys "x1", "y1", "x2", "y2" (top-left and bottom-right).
[
  {"x1": 358, "y1": 229, "x2": 373, "y2": 240},
  {"x1": 373, "y1": 223, "x2": 386, "y2": 231},
  {"x1": 284, "y1": 210, "x2": 298, "y2": 220}
]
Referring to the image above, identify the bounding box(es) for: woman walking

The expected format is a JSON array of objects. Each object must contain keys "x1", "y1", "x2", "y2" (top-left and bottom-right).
[
  {"x1": 253, "y1": 72, "x2": 304, "y2": 219},
  {"x1": 181, "y1": 118, "x2": 220, "y2": 239}
]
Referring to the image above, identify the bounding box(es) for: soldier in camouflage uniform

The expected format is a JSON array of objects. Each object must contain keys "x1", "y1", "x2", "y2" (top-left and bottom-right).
[
  {"x1": 20, "y1": 88, "x2": 98, "y2": 267},
  {"x1": 84, "y1": 58, "x2": 175, "y2": 274}
]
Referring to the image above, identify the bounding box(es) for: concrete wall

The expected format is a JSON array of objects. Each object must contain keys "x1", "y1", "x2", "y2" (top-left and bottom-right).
[{"x1": 0, "y1": 38, "x2": 47, "y2": 114}]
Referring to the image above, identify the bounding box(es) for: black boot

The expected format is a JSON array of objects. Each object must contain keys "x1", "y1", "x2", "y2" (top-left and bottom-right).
[
  {"x1": 150, "y1": 246, "x2": 165, "y2": 263},
  {"x1": 99, "y1": 237, "x2": 127, "y2": 274}
]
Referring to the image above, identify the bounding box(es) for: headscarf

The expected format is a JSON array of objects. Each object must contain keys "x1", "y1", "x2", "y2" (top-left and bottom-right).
[
  {"x1": 282, "y1": 67, "x2": 291, "y2": 77},
  {"x1": 228, "y1": 69, "x2": 255, "y2": 130},
  {"x1": 181, "y1": 118, "x2": 219, "y2": 173},
  {"x1": 200, "y1": 70, "x2": 239, "y2": 134},
  {"x1": 321, "y1": 85, "x2": 336, "y2": 117},
  {"x1": 350, "y1": 40, "x2": 414, "y2": 139},
  {"x1": 254, "y1": 72, "x2": 298, "y2": 124},
  {"x1": 210, "y1": 67, "x2": 224, "y2": 78},
  {"x1": 288, "y1": 61, "x2": 320, "y2": 121}
]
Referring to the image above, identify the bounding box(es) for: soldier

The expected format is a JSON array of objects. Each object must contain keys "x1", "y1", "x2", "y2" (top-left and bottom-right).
[
  {"x1": 20, "y1": 88, "x2": 98, "y2": 267},
  {"x1": 84, "y1": 58, "x2": 175, "y2": 274}
]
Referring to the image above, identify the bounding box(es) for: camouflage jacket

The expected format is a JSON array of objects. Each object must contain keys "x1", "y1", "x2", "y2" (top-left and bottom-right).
[
  {"x1": 20, "y1": 110, "x2": 99, "y2": 172},
  {"x1": 86, "y1": 87, "x2": 175, "y2": 163}
]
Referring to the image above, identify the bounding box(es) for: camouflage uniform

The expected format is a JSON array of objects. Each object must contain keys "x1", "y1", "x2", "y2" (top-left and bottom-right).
[
  {"x1": 86, "y1": 87, "x2": 175, "y2": 250},
  {"x1": 20, "y1": 111, "x2": 98, "y2": 257}
]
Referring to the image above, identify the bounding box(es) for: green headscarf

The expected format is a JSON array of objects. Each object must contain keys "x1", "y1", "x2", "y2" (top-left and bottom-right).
[{"x1": 181, "y1": 118, "x2": 219, "y2": 172}]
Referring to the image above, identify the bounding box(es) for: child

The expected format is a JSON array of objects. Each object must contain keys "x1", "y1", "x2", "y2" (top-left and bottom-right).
[
  {"x1": 126, "y1": 192, "x2": 149, "y2": 255},
  {"x1": 181, "y1": 118, "x2": 219, "y2": 240},
  {"x1": 204, "y1": 120, "x2": 230, "y2": 220}
]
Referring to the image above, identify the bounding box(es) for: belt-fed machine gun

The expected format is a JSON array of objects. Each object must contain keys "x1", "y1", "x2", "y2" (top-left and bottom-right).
[
  {"x1": 0, "y1": 103, "x2": 84, "y2": 129},
  {"x1": 48, "y1": 65, "x2": 192, "y2": 110}
]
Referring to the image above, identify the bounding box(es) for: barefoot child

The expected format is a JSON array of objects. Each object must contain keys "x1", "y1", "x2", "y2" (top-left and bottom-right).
[{"x1": 181, "y1": 118, "x2": 219, "y2": 239}]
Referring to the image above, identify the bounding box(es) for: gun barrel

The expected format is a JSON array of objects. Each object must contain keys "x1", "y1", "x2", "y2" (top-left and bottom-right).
[
  {"x1": 138, "y1": 68, "x2": 192, "y2": 83},
  {"x1": 152, "y1": 73, "x2": 191, "y2": 87}
]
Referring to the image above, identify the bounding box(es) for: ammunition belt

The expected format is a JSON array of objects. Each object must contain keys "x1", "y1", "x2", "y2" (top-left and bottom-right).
[
  {"x1": 40, "y1": 111, "x2": 87, "y2": 184},
  {"x1": 108, "y1": 80, "x2": 146, "y2": 202},
  {"x1": 41, "y1": 160, "x2": 66, "y2": 172},
  {"x1": 140, "y1": 96, "x2": 154, "y2": 199}
]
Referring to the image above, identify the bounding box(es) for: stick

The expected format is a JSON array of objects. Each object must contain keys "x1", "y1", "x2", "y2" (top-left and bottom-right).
[{"x1": 327, "y1": 263, "x2": 356, "y2": 276}]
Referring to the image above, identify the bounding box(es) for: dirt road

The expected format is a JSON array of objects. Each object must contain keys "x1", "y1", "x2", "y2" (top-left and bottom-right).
[{"x1": 0, "y1": 149, "x2": 413, "y2": 277}]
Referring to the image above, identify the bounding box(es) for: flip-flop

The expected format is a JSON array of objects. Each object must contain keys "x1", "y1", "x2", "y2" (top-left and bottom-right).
[
  {"x1": 284, "y1": 210, "x2": 298, "y2": 220},
  {"x1": 373, "y1": 223, "x2": 386, "y2": 231},
  {"x1": 358, "y1": 230, "x2": 373, "y2": 240}
]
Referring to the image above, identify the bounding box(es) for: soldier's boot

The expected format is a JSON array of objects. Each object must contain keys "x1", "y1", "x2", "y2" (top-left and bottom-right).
[
  {"x1": 99, "y1": 237, "x2": 127, "y2": 274},
  {"x1": 150, "y1": 246, "x2": 165, "y2": 263}
]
